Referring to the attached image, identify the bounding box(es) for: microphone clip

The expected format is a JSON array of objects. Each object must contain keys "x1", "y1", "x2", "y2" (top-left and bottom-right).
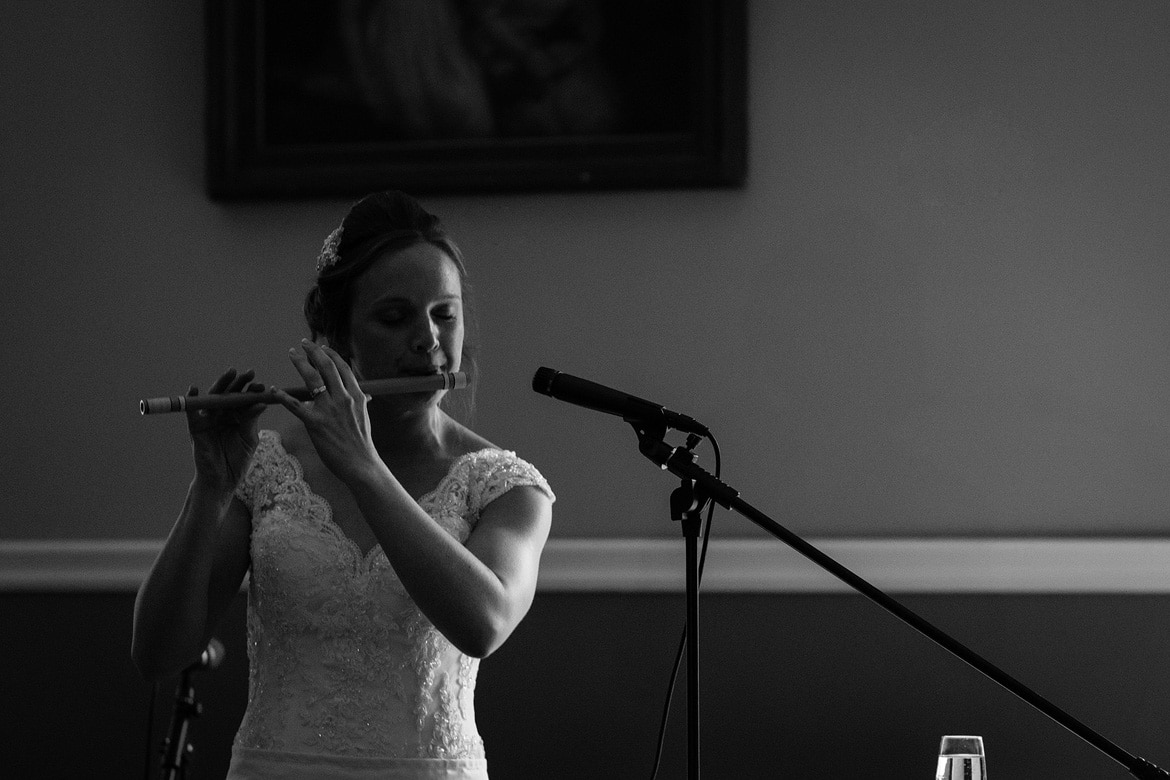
[{"x1": 629, "y1": 416, "x2": 673, "y2": 470}]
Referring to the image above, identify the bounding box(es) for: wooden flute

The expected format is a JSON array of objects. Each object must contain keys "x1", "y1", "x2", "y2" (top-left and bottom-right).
[{"x1": 140, "y1": 372, "x2": 468, "y2": 415}]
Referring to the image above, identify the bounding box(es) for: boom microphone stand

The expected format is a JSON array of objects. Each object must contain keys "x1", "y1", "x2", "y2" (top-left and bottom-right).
[
  {"x1": 159, "y1": 639, "x2": 224, "y2": 780},
  {"x1": 629, "y1": 421, "x2": 1169, "y2": 780}
]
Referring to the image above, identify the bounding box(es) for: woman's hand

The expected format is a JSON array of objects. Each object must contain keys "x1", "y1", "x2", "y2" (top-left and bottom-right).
[
  {"x1": 274, "y1": 340, "x2": 381, "y2": 483},
  {"x1": 186, "y1": 368, "x2": 267, "y2": 491}
]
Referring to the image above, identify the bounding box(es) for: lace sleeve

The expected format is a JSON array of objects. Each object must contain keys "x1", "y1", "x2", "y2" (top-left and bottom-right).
[
  {"x1": 233, "y1": 430, "x2": 279, "y2": 512},
  {"x1": 468, "y1": 450, "x2": 555, "y2": 518}
]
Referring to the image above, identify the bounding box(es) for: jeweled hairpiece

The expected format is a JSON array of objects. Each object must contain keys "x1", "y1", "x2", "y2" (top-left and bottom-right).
[{"x1": 315, "y1": 225, "x2": 343, "y2": 273}]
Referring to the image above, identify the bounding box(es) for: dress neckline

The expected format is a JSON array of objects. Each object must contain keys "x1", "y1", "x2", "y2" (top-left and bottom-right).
[{"x1": 261, "y1": 429, "x2": 495, "y2": 560}]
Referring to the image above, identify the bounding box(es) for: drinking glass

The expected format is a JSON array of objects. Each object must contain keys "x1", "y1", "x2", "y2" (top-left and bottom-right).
[{"x1": 935, "y1": 735, "x2": 986, "y2": 780}]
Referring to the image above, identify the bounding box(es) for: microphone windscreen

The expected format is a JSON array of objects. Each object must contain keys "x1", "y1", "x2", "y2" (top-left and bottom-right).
[
  {"x1": 204, "y1": 638, "x2": 226, "y2": 670},
  {"x1": 532, "y1": 367, "x2": 559, "y2": 396}
]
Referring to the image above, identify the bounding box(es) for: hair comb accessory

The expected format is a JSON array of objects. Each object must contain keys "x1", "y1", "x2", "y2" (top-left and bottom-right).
[{"x1": 315, "y1": 225, "x2": 343, "y2": 273}]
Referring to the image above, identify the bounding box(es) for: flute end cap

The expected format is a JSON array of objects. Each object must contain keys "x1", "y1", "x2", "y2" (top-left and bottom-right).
[{"x1": 140, "y1": 396, "x2": 181, "y2": 415}]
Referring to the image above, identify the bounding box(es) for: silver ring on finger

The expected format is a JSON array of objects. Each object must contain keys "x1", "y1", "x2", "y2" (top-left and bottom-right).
[{"x1": 309, "y1": 385, "x2": 328, "y2": 398}]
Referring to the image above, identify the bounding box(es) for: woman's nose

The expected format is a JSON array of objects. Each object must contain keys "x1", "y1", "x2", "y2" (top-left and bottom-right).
[{"x1": 412, "y1": 318, "x2": 440, "y2": 353}]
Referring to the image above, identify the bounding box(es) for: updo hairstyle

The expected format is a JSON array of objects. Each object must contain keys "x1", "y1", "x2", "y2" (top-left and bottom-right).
[{"x1": 303, "y1": 191, "x2": 477, "y2": 415}]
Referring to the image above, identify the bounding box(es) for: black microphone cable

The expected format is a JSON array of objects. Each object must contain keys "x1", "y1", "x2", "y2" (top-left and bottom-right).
[{"x1": 649, "y1": 431, "x2": 721, "y2": 780}]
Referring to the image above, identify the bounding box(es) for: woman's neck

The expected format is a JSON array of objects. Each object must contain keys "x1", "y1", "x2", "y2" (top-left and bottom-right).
[{"x1": 368, "y1": 401, "x2": 450, "y2": 458}]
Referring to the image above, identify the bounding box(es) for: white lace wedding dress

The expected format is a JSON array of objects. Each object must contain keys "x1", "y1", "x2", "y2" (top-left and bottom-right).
[{"x1": 225, "y1": 430, "x2": 554, "y2": 779}]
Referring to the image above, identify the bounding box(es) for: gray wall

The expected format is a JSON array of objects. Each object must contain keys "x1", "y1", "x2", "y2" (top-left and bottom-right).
[{"x1": 4, "y1": 0, "x2": 1170, "y2": 541}]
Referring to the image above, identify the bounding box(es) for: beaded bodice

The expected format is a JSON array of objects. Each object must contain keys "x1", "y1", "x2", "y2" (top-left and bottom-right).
[{"x1": 232, "y1": 430, "x2": 553, "y2": 759}]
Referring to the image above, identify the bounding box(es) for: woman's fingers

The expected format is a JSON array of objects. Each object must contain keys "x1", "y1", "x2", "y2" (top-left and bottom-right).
[
  {"x1": 227, "y1": 369, "x2": 257, "y2": 394},
  {"x1": 188, "y1": 369, "x2": 266, "y2": 429},
  {"x1": 288, "y1": 345, "x2": 326, "y2": 393},
  {"x1": 301, "y1": 340, "x2": 346, "y2": 394},
  {"x1": 270, "y1": 386, "x2": 309, "y2": 420},
  {"x1": 319, "y1": 344, "x2": 364, "y2": 398},
  {"x1": 207, "y1": 368, "x2": 237, "y2": 395},
  {"x1": 184, "y1": 385, "x2": 205, "y2": 433},
  {"x1": 204, "y1": 367, "x2": 256, "y2": 399},
  {"x1": 237, "y1": 382, "x2": 268, "y2": 421}
]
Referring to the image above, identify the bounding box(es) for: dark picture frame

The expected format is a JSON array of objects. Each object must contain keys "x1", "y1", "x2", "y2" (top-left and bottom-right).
[{"x1": 205, "y1": 0, "x2": 746, "y2": 199}]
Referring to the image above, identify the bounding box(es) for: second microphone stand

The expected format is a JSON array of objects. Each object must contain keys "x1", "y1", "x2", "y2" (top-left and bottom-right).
[
  {"x1": 160, "y1": 667, "x2": 202, "y2": 780},
  {"x1": 159, "y1": 639, "x2": 224, "y2": 780}
]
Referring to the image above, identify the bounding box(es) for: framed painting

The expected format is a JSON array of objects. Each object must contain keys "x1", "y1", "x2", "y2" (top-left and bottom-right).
[{"x1": 205, "y1": 0, "x2": 746, "y2": 199}]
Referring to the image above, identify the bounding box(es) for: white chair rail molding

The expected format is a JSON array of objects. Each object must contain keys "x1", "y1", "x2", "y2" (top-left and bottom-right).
[{"x1": 5, "y1": 537, "x2": 1170, "y2": 593}]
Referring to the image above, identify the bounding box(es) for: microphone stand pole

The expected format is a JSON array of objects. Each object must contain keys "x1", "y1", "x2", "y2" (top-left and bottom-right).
[
  {"x1": 630, "y1": 422, "x2": 1170, "y2": 780},
  {"x1": 160, "y1": 667, "x2": 202, "y2": 780},
  {"x1": 670, "y1": 463, "x2": 709, "y2": 780},
  {"x1": 159, "y1": 638, "x2": 223, "y2": 780}
]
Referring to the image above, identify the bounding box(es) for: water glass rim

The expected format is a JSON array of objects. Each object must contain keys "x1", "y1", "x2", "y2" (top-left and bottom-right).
[{"x1": 939, "y1": 735, "x2": 985, "y2": 755}]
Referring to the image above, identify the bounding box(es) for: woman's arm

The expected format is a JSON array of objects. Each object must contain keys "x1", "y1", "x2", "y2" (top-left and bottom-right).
[
  {"x1": 131, "y1": 483, "x2": 251, "y2": 679},
  {"x1": 274, "y1": 342, "x2": 552, "y2": 657},
  {"x1": 131, "y1": 368, "x2": 263, "y2": 680},
  {"x1": 346, "y1": 464, "x2": 552, "y2": 658}
]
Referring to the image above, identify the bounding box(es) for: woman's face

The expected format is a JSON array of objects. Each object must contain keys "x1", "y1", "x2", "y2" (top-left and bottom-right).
[{"x1": 345, "y1": 242, "x2": 464, "y2": 388}]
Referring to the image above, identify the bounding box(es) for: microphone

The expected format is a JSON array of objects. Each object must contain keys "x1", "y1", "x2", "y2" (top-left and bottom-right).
[
  {"x1": 532, "y1": 367, "x2": 709, "y2": 435},
  {"x1": 184, "y1": 638, "x2": 225, "y2": 673}
]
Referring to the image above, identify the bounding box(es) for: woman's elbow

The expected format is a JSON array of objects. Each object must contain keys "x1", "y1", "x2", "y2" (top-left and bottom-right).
[
  {"x1": 131, "y1": 642, "x2": 172, "y2": 682},
  {"x1": 130, "y1": 628, "x2": 192, "y2": 681},
  {"x1": 455, "y1": 618, "x2": 509, "y2": 659},
  {"x1": 455, "y1": 602, "x2": 528, "y2": 659}
]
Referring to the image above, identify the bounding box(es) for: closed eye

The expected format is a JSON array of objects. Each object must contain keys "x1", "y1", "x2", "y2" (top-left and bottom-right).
[{"x1": 432, "y1": 305, "x2": 461, "y2": 322}]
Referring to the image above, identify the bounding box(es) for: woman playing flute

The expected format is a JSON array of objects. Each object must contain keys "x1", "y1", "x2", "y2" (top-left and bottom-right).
[{"x1": 132, "y1": 190, "x2": 555, "y2": 780}]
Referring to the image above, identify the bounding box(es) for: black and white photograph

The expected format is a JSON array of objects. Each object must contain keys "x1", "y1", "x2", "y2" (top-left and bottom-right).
[{"x1": 4, "y1": 1, "x2": 1170, "y2": 777}]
